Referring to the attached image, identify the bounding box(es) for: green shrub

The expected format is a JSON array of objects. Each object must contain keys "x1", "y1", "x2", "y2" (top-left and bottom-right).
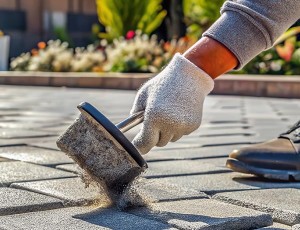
[
  {"x1": 95, "y1": 0, "x2": 167, "y2": 41},
  {"x1": 183, "y1": 0, "x2": 225, "y2": 38}
]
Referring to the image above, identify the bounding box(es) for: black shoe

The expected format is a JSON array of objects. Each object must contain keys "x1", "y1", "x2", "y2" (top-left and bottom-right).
[{"x1": 226, "y1": 120, "x2": 300, "y2": 181}]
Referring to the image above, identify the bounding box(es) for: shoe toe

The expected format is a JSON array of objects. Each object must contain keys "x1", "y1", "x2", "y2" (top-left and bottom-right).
[
  {"x1": 229, "y1": 149, "x2": 242, "y2": 159},
  {"x1": 228, "y1": 138, "x2": 300, "y2": 171},
  {"x1": 229, "y1": 147, "x2": 259, "y2": 164}
]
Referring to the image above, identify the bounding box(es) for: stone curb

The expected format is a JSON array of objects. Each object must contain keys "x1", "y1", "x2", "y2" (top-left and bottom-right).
[
  {"x1": 1, "y1": 72, "x2": 300, "y2": 98},
  {"x1": 214, "y1": 74, "x2": 300, "y2": 98},
  {"x1": 0, "y1": 71, "x2": 152, "y2": 90}
]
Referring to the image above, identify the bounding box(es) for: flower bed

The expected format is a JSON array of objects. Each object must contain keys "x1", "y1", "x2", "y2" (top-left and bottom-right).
[{"x1": 10, "y1": 33, "x2": 195, "y2": 73}]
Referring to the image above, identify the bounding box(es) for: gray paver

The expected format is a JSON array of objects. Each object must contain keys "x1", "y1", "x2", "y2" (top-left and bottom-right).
[
  {"x1": 1, "y1": 85, "x2": 300, "y2": 229},
  {"x1": 257, "y1": 222, "x2": 291, "y2": 229},
  {"x1": 151, "y1": 136, "x2": 256, "y2": 151},
  {"x1": 129, "y1": 199, "x2": 272, "y2": 229},
  {"x1": 0, "y1": 206, "x2": 174, "y2": 230},
  {"x1": 119, "y1": 178, "x2": 208, "y2": 206},
  {"x1": 0, "y1": 146, "x2": 73, "y2": 165},
  {"x1": 11, "y1": 177, "x2": 110, "y2": 206},
  {"x1": 293, "y1": 225, "x2": 300, "y2": 230},
  {"x1": 190, "y1": 127, "x2": 255, "y2": 137},
  {"x1": 174, "y1": 135, "x2": 260, "y2": 145},
  {"x1": 213, "y1": 189, "x2": 300, "y2": 225},
  {"x1": 56, "y1": 163, "x2": 81, "y2": 174},
  {"x1": 0, "y1": 139, "x2": 28, "y2": 146},
  {"x1": 0, "y1": 157, "x2": 10, "y2": 162},
  {"x1": 0, "y1": 187, "x2": 63, "y2": 215},
  {"x1": 28, "y1": 139, "x2": 60, "y2": 150},
  {"x1": 193, "y1": 157, "x2": 228, "y2": 167},
  {"x1": 1, "y1": 115, "x2": 64, "y2": 123},
  {"x1": 144, "y1": 160, "x2": 230, "y2": 178},
  {"x1": 0, "y1": 121, "x2": 51, "y2": 129},
  {"x1": 145, "y1": 145, "x2": 246, "y2": 161},
  {"x1": 150, "y1": 172, "x2": 300, "y2": 195},
  {"x1": 0, "y1": 161, "x2": 76, "y2": 186},
  {"x1": 0, "y1": 128, "x2": 55, "y2": 139}
]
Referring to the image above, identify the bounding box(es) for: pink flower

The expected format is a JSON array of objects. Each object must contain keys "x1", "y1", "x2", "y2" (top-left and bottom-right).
[{"x1": 126, "y1": 30, "x2": 135, "y2": 40}]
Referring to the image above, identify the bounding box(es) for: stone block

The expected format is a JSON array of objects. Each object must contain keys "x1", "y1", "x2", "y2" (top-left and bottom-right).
[
  {"x1": 118, "y1": 178, "x2": 208, "y2": 208},
  {"x1": 0, "y1": 157, "x2": 10, "y2": 162},
  {"x1": 151, "y1": 172, "x2": 300, "y2": 195},
  {"x1": 130, "y1": 199, "x2": 272, "y2": 230},
  {"x1": 28, "y1": 138, "x2": 60, "y2": 150},
  {"x1": 0, "y1": 128, "x2": 55, "y2": 139},
  {"x1": 213, "y1": 189, "x2": 300, "y2": 225},
  {"x1": 0, "y1": 187, "x2": 63, "y2": 215},
  {"x1": 145, "y1": 145, "x2": 246, "y2": 162},
  {"x1": 150, "y1": 135, "x2": 257, "y2": 151},
  {"x1": 0, "y1": 146, "x2": 73, "y2": 165},
  {"x1": 56, "y1": 164, "x2": 81, "y2": 174},
  {"x1": 11, "y1": 177, "x2": 109, "y2": 206},
  {"x1": 0, "y1": 161, "x2": 76, "y2": 186},
  {"x1": 0, "y1": 138, "x2": 29, "y2": 146},
  {"x1": 175, "y1": 135, "x2": 260, "y2": 146},
  {"x1": 144, "y1": 160, "x2": 230, "y2": 178},
  {"x1": 257, "y1": 222, "x2": 291, "y2": 229},
  {"x1": 194, "y1": 157, "x2": 229, "y2": 167},
  {"x1": 293, "y1": 224, "x2": 300, "y2": 230},
  {"x1": 190, "y1": 126, "x2": 255, "y2": 137},
  {"x1": 0, "y1": 206, "x2": 173, "y2": 229}
]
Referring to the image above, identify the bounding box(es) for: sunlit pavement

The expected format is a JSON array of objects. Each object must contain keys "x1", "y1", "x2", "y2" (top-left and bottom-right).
[{"x1": 0, "y1": 85, "x2": 299, "y2": 229}]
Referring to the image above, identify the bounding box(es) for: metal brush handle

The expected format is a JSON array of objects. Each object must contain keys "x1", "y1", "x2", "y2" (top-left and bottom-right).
[{"x1": 116, "y1": 111, "x2": 144, "y2": 133}]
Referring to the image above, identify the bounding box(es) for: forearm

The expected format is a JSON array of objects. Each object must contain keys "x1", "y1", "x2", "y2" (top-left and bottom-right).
[
  {"x1": 184, "y1": 37, "x2": 238, "y2": 78},
  {"x1": 203, "y1": 0, "x2": 300, "y2": 69}
]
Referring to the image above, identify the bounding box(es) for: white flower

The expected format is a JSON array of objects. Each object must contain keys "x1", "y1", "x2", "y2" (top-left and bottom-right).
[
  {"x1": 104, "y1": 32, "x2": 165, "y2": 72},
  {"x1": 270, "y1": 61, "x2": 281, "y2": 71}
]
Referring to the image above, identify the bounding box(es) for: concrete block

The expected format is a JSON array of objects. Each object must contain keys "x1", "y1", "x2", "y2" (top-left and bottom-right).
[
  {"x1": 28, "y1": 138, "x2": 60, "y2": 150},
  {"x1": 56, "y1": 164, "x2": 81, "y2": 174},
  {"x1": 257, "y1": 222, "x2": 291, "y2": 229},
  {"x1": 145, "y1": 145, "x2": 247, "y2": 162},
  {"x1": 130, "y1": 199, "x2": 272, "y2": 229},
  {"x1": 0, "y1": 187, "x2": 63, "y2": 215},
  {"x1": 213, "y1": 189, "x2": 300, "y2": 225},
  {"x1": 151, "y1": 172, "x2": 300, "y2": 195},
  {"x1": 0, "y1": 206, "x2": 173, "y2": 229},
  {"x1": 0, "y1": 128, "x2": 54, "y2": 138},
  {"x1": 0, "y1": 161, "x2": 76, "y2": 186},
  {"x1": 0, "y1": 146, "x2": 73, "y2": 165},
  {"x1": 11, "y1": 177, "x2": 109, "y2": 206},
  {"x1": 0, "y1": 157, "x2": 10, "y2": 162},
  {"x1": 118, "y1": 178, "x2": 208, "y2": 208},
  {"x1": 144, "y1": 160, "x2": 230, "y2": 178},
  {"x1": 293, "y1": 224, "x2": 300, "y2": 230}
]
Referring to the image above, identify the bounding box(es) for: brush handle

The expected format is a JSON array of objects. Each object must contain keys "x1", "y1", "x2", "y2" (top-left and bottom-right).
[{"x1": 116, "y1": 111, "x2": 144, "y2": 133}]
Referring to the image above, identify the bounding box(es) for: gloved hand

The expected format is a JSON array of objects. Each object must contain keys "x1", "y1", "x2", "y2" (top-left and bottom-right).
[{"x1": 131, "y1": 53, "x2": 214, "y2": 154}]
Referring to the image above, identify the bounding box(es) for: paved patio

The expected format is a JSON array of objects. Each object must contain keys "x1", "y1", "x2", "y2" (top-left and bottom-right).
[{"x1": 0, "y1": 85, "x2": 300, "y2": 229}]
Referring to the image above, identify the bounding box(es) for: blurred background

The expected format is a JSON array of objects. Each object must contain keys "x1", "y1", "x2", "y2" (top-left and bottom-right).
[{"x1": 0, "y1": 0, "x2": 300, "y2": 75}]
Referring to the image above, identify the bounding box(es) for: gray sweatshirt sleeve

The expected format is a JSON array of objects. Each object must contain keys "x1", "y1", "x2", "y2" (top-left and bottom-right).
[{"x1": 203, "y1": 0, "x2": 300, "y2": 69}]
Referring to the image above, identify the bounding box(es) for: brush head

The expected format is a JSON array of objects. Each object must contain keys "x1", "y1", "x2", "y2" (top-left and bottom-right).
[{"x1": 56, "y1": 102, "x2": 147, "y2": 193}]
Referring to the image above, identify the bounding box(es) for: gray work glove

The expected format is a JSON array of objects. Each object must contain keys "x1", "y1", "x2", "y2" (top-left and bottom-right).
[{"x1": 131, "y1": 53, "x2": 214, "y2": 154}]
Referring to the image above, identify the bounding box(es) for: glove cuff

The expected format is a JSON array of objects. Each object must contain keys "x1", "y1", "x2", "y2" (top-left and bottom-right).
[{"x1": 167, "y1": 53, "x2": 215, "y2": 95}]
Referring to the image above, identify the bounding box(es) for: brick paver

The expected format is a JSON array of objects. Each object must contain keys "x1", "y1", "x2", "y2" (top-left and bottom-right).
[{"x1": 0, "y1": 85, "x2": 300, "y2": 229}]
